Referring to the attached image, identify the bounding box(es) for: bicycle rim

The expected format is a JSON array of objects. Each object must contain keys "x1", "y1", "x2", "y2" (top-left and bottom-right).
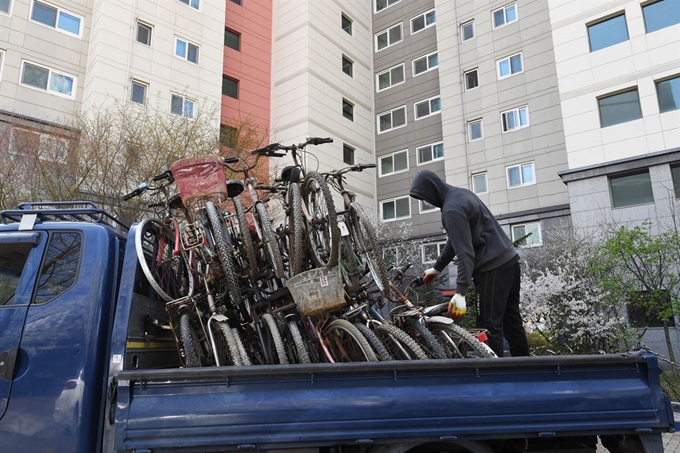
[
  {"x1": 428, "y1": 322, "x2": 498, "y2": 359},
  {"x1": 324, "y1": 319, "x2": 377, "y2": 362}
]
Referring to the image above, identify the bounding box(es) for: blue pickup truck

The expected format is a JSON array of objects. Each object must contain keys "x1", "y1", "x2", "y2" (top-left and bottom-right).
[{"x1": 0, "y1": 202, "x2": 674, "y2": 453}]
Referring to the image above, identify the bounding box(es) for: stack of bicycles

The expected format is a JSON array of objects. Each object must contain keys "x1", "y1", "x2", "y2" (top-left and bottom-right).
[{"x1": 123, "y1": 137, "x2": 496, "y2": 368}]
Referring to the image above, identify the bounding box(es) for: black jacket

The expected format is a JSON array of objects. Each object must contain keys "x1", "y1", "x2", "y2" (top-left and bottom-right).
[{"x1": 409, "y1": 170, "x2": 518, "y2": 296}]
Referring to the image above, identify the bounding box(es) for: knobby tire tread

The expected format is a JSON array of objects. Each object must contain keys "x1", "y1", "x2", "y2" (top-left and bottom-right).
[
  {"x1": 404, "y1": 318, "x2": 447, "y2": 360},
  {"x1": 205, "y1": 202, "x2": 242, "y2": 308},
  {"x1": 375, "y1": 323, "x2": 429, "y2": 360},
  {"x1": 287, "y1": 182, "x2": 304, "y2": 277},
  {"x1": 303, "y1": 171, "x2": 340, "y2": 268},
  {"x1": 287, "y1": 320, "x2": 311, "y2": 364},
  {"x1": 233, "y1": 197, "x2": 259, "y2": 281},
  {"x1": 179, "y1": 313, "x2": 201, "y2": 367},
  {"x1": 325, "y1": 319, "x2": 378, "y2": 362},
  {"x1": 217, "y1": 321, "x2": 243, "y2": 366},
  {"x1": 428, "y1": 322, "x2": 498, "y2": 359},
  {"x1": 353, "y1": 322, "x2": 394, "y2": 361},
  {"x1": 255, "y1": 202, "x2": 285, "y2": 279},
  {"x1": 231, "y1": 327, "x2": 253, "y2": 366},
  {"x1": 262, "y1": 313, "x2": 289, "y2": 364}
]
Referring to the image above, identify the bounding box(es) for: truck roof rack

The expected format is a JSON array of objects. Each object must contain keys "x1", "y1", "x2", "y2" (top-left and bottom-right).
[{"x1": 0, "y1": 201, "x2": 129, "y2": 231}]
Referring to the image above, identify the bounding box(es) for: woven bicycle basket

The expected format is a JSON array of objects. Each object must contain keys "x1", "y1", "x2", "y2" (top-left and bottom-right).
[{"x1": 285, "y1": 265, "x2": 345, "y2": 317}]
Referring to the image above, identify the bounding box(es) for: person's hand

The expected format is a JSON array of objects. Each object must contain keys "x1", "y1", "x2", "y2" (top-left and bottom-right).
[
  {"x1": 422, "y1": 268, "x2": 440, "y2": 284},
  {"x1": 448, "y1": 293, "x2": 467, "y2": 320}
]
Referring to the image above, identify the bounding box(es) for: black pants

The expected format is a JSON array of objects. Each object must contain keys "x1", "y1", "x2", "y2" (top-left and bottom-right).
[{"x1": 474, "y1": 261, "x2": 530, "y2": 357}]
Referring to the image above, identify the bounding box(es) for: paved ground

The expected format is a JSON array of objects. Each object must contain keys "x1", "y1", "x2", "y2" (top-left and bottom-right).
[{"x1": 595, "y1": 432, "x2": 679, "y2": 452}]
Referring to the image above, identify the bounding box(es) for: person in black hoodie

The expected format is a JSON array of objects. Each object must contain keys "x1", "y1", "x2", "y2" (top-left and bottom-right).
[{"x1": 409, "y1": 169, "x2": 530, "y2": 357}]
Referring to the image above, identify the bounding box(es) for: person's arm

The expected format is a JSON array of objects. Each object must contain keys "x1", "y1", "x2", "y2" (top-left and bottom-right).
[
  {"x1": 433, "y1": 239, "x2": 455, "y2": 273},
  {"x1": 440, "y1": 208, "x2": 474, "y2": 296}
]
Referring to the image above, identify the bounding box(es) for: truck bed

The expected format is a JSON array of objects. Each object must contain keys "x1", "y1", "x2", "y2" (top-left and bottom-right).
[{"x1": 112, "y1": 351, "x2": 674, "y2": 452}]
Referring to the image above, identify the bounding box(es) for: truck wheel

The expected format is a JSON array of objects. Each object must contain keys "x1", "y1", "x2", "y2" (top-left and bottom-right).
[{"x1": 179, "y1": 313, "x2": 202, "y2": 367}]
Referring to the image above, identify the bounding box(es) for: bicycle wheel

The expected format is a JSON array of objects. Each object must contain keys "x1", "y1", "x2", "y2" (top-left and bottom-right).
[
  {"x1": 303, "y1": 171, "x2": 340, "y2": 268},
  {"x1": 287, "y1": 182, "x2": 305, "y2": 277},
  {"x1": 428, "y1": 322, "x2": 498, "y2": 359},
  {"x1": 349, "y1": 203, "x2": 389, "y2": 294},
  {"x1": 233, "y1": 197, "x2": 259, "y2": 281},
  {"x1": 205, "y1": 202, "x2": 242, "y2": 308},
  {"x1": 341, "y1": 235, "x2": 361, "y2": 295},
  {"x1": 402, "y1": 318, "x2": 447, "y2": 360},
  {"x1": 215, "y1": 321, "x2": 243, "y2": 366},
  {"x1": 260, "y1": 313, "x2": 289, "y2": 364},
  {"x1": 353, "y1": 322, "x2": 393, "y2": 361},
  {"x1": 179, "y1": 313, "x2": 202, "y2": 367},
  {"x1": 255, "y1": 202, "x2": 285, "y2": 279},
  {"x1": 136, "y1": 218, "x2": 193, "y2": 302},
  {"x1": 231, "y1": 327, "x2": 252, "y2": 366},
  {"x1": 283, "y1": 319, "x2": 311, "y2": 364},
  {"x1": 374, "y1": 323, "x2": 428, "y2": 360},
  {"x1": 324, "y1": 319, "x2": 377, "y2": 362}
]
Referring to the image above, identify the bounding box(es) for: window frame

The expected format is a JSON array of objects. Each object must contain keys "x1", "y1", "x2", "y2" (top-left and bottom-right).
[
  {"x1": 136, "y1": 20, "x2": 153, "y2": 46},
  {"x1": 33, "y1": 231, "x2": 83, "y2": 305},
  {"x1": 341, "y1": 13, "x2": 353, "y2": 35},
  {"x1": 19, "y1": 60, "x2": 77, "y2": 99},
  {"x1": 130, "y1": 79, "x2": 148, "y2": 105},
  {"x1": 229, "y1": 0, "x2": 241, "y2": 5},
  {"x1": 342, "y1": 55, "x2": 353, "y2": 77},
  {"x1": 642, "y1": 0, "x2": 680, "y2": 34},
  {"x1": 30, "y1": 0, "x2": 83, "y2": 37},
  {"x1": 343, "y1": 144, "x2": 355, "y2": 165},
  {"x1": 379, "y1": 149, "x2": 409, "y2": 177},
  {"x1": 496, "y1": 52, "x2": 523, "y2": 80},
  {"x1": 377, "y1": 105, "x2": 407, "y2": 134},
  {"x1": 461, "y1": 20, "x2": 474, "y2": 42},
  {"x1": 0, "y1": 49, "x2": 4, "y2": 82},
  {"x1": 174, "y1": 36, "x2": 200, "y2": 64},
  {"x1": 609, "y1": 170, "x2": 655, "y2": 208},
  {"x1": 375, "y1": 0, "x2": 401, "y2": 14},
  {"x1": 587, "y1": 12, "x2": 629, "y2": 52},
  {"x1": 375, "y1": 23, "x2": 403, "y2": 52},
  {"x1": 380, "y1": 195, "x2": 411, "y2": 222},
  {"x1": 468, "y1": 119, "x2": 483, "y2": 141},
  {"x1": 671, "y1": 164, "x2": 680, "y2": 199},
  {"x1": 376, "y1": 63, "x2": 405, "y2": 92},
  {"x1": 464, "y1": 68, "x2": 479, "y2": 91},
  {"x1": 472, "y1": 172, "x2": 488, "y2": 194},
  {"x1": 411, "y1": 9, "x2": 436, "y2": 35},
  {"x1": 342, "y1": 98, "x2": 354, "y2": 121},
  {"x1": 416, "y1": 141, "x2": 444, "y2": 165},
  {"x1": 511, "y1": 222, "x2": 542, "y2": 248},
  {"x1": 412, "y1": 51, "x2": 439, "y2": 77},
  {"x1": 422, "y1": 241, "x2": 446, "y2": 264},
  {"x1": 414, "y1": 95, "x2": 442, "y2": 121},
  {"x1": 506, "y1": 161, "x2": 535, "y2": 189},
  {"x1": 492, "y1": 2, "x2": 518, "y2": 29},
  {"x1": 222, "y1": 75, "x2": 238, "y2": 99},
  {"x1": 501, "y1": 105, "x2": 530, "y2": 132},
  {"x1": 224, "y1": 28, "x2": 240, "y2": 51},
  {"x1": 178, "y1": 0, "x2": 200, "y2": 11},
  {"x1": 655, "y1": 74, "x2": 680, "y2": 114},
  {"x1": 0, "y1": 0, "x2": 11, "y2": 15},
  {"x1": 419, "y1": 199, "x2": 439, "y2": 214},
  {"x1": 597, "y1": 88, "x2": 643, "y2": 128},
  {"x1": 170, "y1": 93, "x2": 196, "y2": 119}
]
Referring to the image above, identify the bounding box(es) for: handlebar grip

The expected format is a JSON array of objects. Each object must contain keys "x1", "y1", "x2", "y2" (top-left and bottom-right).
[
  {"x1": 223, "y1": 156, "x2": 239, "y2": 164},
  {"x1": 315, "y1": 137, "x2": 333, "y2": 144},
  {"x1": 400, "y1": 263, "x2": 412, "y2": 273},
  {"x1": 152, "y1": 171, "x2": 171, "y2": 182},
  {"x1": 362, "y1": 163, "x2": 377, "y2": 169},
  {"x1": 121, "y1": 183, "x2": 148, "y2": 201}
]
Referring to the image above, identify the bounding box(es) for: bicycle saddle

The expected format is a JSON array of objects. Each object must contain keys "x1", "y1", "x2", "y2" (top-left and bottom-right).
[
  {"x1": 423, "y1": 302, "x2": 448, "y2": 317},
  {"x1": 226, "y1": 180, "x2": 245, "y2": 198},
  {"x1": 277, "y1": 166, "x2": 302, "y2": 183}
]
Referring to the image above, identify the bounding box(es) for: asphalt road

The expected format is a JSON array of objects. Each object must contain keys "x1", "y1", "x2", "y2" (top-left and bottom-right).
[{"x1": 595, "y1": 432, "x2": 679, "y2": 452}]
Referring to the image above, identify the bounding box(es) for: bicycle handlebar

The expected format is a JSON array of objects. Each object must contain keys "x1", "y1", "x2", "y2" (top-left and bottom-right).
[
  {"x1": 152, "y1": 170, "x2": 172, "y2": 182},
  {"x1": 121, "y1": 183, "x2": 149, "y2": 201},
  {"x1": 250, "y1": 137, "x2": 333, "y2": 157}
]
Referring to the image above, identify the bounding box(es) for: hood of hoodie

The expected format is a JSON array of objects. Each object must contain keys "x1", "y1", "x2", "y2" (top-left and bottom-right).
[{"x1": 409, "y1": 170, "x2": 450, "y2": 208}]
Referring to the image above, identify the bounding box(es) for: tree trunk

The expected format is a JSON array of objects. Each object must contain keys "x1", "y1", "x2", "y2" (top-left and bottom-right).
[{"x1": 663, "y1": 321, "x2": 678, "y2": 376}]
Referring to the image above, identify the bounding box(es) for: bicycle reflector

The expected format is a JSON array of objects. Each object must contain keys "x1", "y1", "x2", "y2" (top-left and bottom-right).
[{"x1": 476, "y1": 332, "x2": 488, "y2": 343}]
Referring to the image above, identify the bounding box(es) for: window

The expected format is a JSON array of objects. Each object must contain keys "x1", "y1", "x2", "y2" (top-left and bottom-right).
[
  {"x1": 414, "y1": 96, "x2": 441, "y2": 120},
  {"x1": 375, "y1": 0, "x2": 400, "y2": 13},
  {"x1": 222, "y1": 76, "x2": 238, "y2": 99},
  {"x1": 230, "y1": 0, "x2": 241, "y2": 4},
  {"x1": 420, "y1": 199, "x2": 438, "y2": 213},
  {"x1": 343, "y1": 144, "x2": 355, "y2": 165},
  {"x1": 472, "y1": 173, "x2": 487, "y2": 194},
  {"x1": 130, "y1": 80, "x2": 147, "y2": 105},
  {"x1": 31, "y1": 1, "x2": 82, "y2": 36},
  {"x1": 461, "y1": 21, "x2": 474, "y2": 41},
  {"x1": 627, "y1": 290, "x2": 675, "y2": 328},
  {"x1": 342, "y1": 99, "x2": 354, "y2": 121},
  {"x1": 377, "y1": 106, "x2": 407, "y2": 133},
  {"x1": 422, "y1": 242, "x2": 446, "y2": 264},
  {"x1": 224, "y1": 28, "x2": 240, "y2": 51},
  {"x1": 375, "y1": 23, "x2": 402, "y2": 52},
  {"x1": 0, "y1": 50, "x2": 4, "y2": 81},
  {"x1": 598, "y1": 89, "x2": 642, "y2": 127},
  {"x1": 20, "y1": 61, "x2": 76, "y2": 98},
  {"x1": 136, "y1": 21, "x2": 152, "y2": 46},
  {"x1": 179, "y1": 0, "x2": 200, "y2": 10},
  {"x1": 411, "y1": 9, "x2": 435, "y2": 34},
  {"x1": 506, "y1": 162, "x2": 535, "y2": 188},
  {"x1": 175, "y1": 37, "x2": 199, "y2": 64},
  {"x1": 376, "y1": 63, "x2": 405, "y2": 92},
  {"x1": 588, "y1": 13, "x2": 628, "y2": 52},
  {"x1": 413, "y1": 52, "x2": 438, "y2": 76},
  {"x1": 671, "y1": 165, "x2": 680, "y2": 198},
  {"x1": 170, "y1": 94, "x2": 195, "y2": 119},
  {"x1": 496, "y1": 53, "x2": 523, "y2": 79},
  {"x1": 342, "y1": 55, "x2": 353, "y2": 77},
  {"x1": 656, "y1": 75, "x2": 680, "y2": 113},
  {"x1": 381, "y1": 196, "x2": 410, "y2": 221},
  {"x1": 492, "y1": 3, "x2": 517, "y2": 28},
  {"x1": 501, "y1": 106, "x2": 529, "y2": 132},
  {"x1": 0, "y1": 0, "x2": 10, "y2": 14},
  {"x1": 379, "y1": 150, "x2": 408, "y2": 177},
  {"x1": 610, "y1": 171, "x2": 654, "y2": 208},
  {"x1": 383, "y1": 247, "x2": 399, "y2": 268},
  {"x1": 643, "y1": 0, "x2": 680, "y2": 33},
  {"x1": 34, "y1": 232, "x2": 82, "y2": 304},
  {"x1": 464, "y1": 69, "x2": 478, "y2": 90},
  {"x1": 341, "y1": 13, "x2": 352, "y2": 35},
  {"x1": 0, "y1": 238, "x2": 33, "y2": 306},
  {"x1": 417, "y1": 142, "x2": 444, "y2": 165},
  {"x1": 220, "y1": 125, "x2": 238, "y2": 148},
  {"x1": 468, "y1": 119, "x2": 483, "y2": 141},
  {"x1": 512, "y1": 223, "x2": 541, "y2": 247}
]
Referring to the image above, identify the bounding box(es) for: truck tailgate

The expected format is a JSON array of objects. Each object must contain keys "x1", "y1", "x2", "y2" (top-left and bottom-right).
[{"x1": 113, "y1": 352, "x2": 674, "y2": 452}]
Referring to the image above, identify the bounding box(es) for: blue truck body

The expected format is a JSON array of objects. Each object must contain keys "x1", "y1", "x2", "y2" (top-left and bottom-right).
[{"x1": 0, "y1": 204, "x2": 675, "y2": 453}]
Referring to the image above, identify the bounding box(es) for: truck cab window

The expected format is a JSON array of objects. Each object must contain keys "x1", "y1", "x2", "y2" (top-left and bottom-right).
[
  {"x1": 0, "y1": 242, "x2": 33, "y2": 306},
  {"x1": 34, "y1": 232, "x2": 82, "y2": 305}
]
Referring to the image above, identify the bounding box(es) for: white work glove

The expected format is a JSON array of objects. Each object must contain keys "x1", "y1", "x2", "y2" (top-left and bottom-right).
[
  {"x1": 448, "y1": 293, "x2": 467, "y2": 320},
  {"x1": 422, "y1": 268, "x2": 440, "y2": 284}
]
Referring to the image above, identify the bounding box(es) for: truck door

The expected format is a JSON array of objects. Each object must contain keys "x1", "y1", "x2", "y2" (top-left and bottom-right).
[{"x1": 0, "y1": 232, "x2": 44, "y2": 421}]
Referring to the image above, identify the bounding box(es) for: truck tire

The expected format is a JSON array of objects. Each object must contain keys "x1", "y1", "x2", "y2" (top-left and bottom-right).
[
  {"x1": 179, "y1": 313, "x2": 202, "y2": 367},
  {"x1": 324, "y1": 319, "x2": 378, "y2": 362},
  {"x1": 354, "y1": 322, "x2": 394, "y2": 361},
  {"x1": 374, "y1": 323, "x2": 428, "y2": 360},
  {"x1": 428, "y1": 323, "x2": 498, "y2": 359}
]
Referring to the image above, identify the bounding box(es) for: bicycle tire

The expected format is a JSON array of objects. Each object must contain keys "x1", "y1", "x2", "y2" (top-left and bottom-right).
[
  {"x1": 255, "y1": 202, "x2": 285, "y2": 279},
  {"x1": 135, "y1": 218, "x2": 192, "y2": 302},
  {"x1": 287, "y1": 182, "x2": 305, "y2": 277},
  {"x1": 216, "y1": 321, "x2": 243, "y2": 366},
  {"x1": 261, "y1": 313, "x2": 289, "y2": 364},
  {"x1": 231, "y1": 327, "x2": 252, "y2": 366},
  {"x1": 324, "y1": 319, "x2": 378, "y2": 362},
  {"x1": 179, "y1": 313, "x2": 202, "y2": 367},
  {"x1": 349, "y1": 203, "x2": 389, "y2": 294},
  {"x1": 205, "y1": 202, "x2": 242, "y2": 308},
  {"x1": 303, "y1": 171, "x2": 340, "y2": 268},
  {"x1": 374, "y1": 323, "x2": 428, "y2": 360},
  {"x1": 428, "y1": 322, "x2": 498, "y2": 359},
  {"x1": 403, "y1": 318, "x2": 447, "y2": 360},
  {"x1": 285, "y1": 320, "x2": 311, "y2": 364},
  {"x1": 353, "y1": 322, "x2": 393, "y2": 361},
  {"x1": 233, "y1": 197, "x2": 259, "y2": 281},
  {"x1": 341, "y1": 235, "x2": 361, "y2": 294}
]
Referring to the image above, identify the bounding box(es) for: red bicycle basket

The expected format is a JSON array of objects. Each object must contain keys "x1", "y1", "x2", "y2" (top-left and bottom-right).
[{"x1": 170, "y1": 156, "x2": 228, "y2": 212}]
